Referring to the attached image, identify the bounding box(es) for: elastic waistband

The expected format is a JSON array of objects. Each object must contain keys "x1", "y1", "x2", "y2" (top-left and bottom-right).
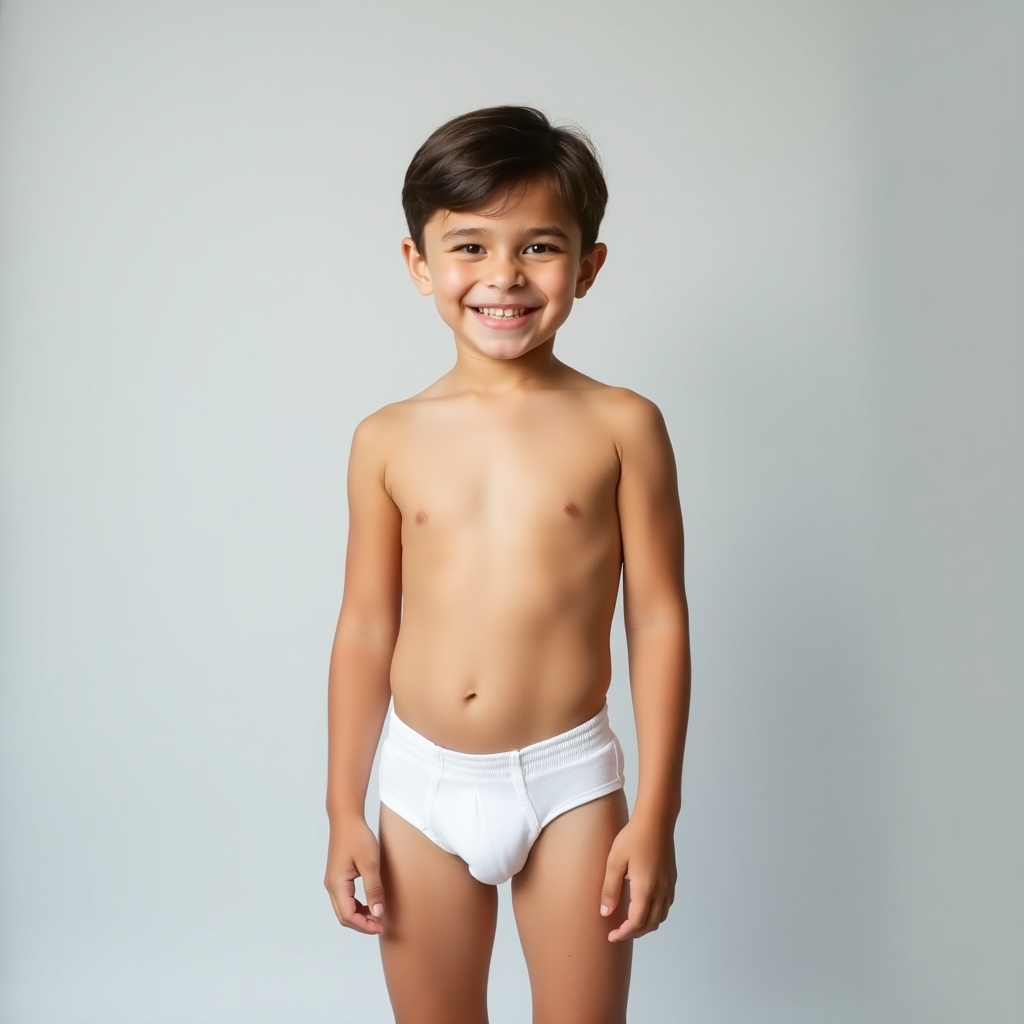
[{"x1": 384, "y1": 704, "x2": 615, "y2": 782}]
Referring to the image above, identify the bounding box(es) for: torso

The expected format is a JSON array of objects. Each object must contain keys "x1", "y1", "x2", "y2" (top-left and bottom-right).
[{"x1": 381, "y1": 373, "x2": 625, "y2": 752}]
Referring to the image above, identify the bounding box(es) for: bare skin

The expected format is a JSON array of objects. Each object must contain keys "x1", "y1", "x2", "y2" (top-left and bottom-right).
[{"x1": 324, "y1": 181, "x2": 690, "y2": 1023}]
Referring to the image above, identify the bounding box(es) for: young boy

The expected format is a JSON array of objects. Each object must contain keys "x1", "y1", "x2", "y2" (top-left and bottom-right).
[{"x1": 324, "y1": 106, "x2": 691, "y2": 1024}]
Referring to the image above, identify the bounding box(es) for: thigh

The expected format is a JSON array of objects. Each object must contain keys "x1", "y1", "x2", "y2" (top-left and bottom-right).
[
  {"x1": 378, "y1": 804, "x2": 498, "y2": 1024},
  {"x1": 511, "y1": 791, "x2": 633, "y2": 1024}
]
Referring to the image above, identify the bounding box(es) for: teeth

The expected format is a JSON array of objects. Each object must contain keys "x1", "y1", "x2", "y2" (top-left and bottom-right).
[{"x1": 476, "y1": 307, "x2": 530, "y2": 318}]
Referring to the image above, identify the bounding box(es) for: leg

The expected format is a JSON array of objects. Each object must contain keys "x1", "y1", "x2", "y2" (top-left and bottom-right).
[
  {"x1": 511, "y1": 791, "x2": 633, "y2": 1024},
  {"x1": 378, "y1": 804, "x2": 498, "y2": 1024}
]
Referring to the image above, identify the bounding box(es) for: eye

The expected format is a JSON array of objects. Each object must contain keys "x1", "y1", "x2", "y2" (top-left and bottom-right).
[
  {"x1": 525, "y1": 243, "x2": 557, "y2": 254},
  {"x1": 456, "y1": 243, "x2": 484, "y2": 254}
]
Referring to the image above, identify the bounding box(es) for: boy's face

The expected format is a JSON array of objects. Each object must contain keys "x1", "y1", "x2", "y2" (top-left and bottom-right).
[{"x1": 403, "y1": 179, "x2": 606, "y2": 363}]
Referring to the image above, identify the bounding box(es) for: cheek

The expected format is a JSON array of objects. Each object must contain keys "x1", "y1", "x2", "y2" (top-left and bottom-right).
[
  {"x1": 435, "y1": 263, "x2": 473, "y2": 298},
  {"x1": 544, "y1": 264, "x2": 577, "y2": 298}
]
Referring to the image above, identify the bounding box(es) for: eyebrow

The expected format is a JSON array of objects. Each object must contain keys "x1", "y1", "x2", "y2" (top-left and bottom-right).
[{"x1": 439, "y1": 225, "x2": 573, "y2": 243}]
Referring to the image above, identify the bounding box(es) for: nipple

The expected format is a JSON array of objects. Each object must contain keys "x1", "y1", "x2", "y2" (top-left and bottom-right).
[{"x1": 563, "y1": 502, "x2": 581, "y2": 518}]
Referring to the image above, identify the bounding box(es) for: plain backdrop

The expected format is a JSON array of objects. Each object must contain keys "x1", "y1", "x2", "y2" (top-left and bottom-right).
[{"x1": 1, "y1": 2, "x2": 1021, "y2": 1022}]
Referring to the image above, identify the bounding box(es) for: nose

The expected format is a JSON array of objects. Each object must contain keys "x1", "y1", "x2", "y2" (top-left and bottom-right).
[{"x1": 487, "y1": 252, "x2": 525, "y2": 290}]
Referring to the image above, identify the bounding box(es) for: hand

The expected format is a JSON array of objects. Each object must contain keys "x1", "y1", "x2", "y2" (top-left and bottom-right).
[
  {"x1": 600, "y1": 814, "x2": 677, "y2": 941},
  {"x1": 324, "y1": 815, "x2": 386, "y2": 935}
]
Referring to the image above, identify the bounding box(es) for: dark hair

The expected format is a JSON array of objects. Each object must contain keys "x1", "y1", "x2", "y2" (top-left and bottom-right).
[{"x1": 402, "y1": 106, "x2": 608, "y2": 255}]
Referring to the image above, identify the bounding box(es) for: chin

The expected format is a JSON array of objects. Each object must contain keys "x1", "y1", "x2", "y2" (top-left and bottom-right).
[{"x1": 478, "y1": 346, "x2": 528, "y2": 361}]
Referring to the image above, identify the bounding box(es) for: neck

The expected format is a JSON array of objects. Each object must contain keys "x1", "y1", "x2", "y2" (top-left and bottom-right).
[{"x1": 448, "y1": 339, "x2": 564, "y2": 394}]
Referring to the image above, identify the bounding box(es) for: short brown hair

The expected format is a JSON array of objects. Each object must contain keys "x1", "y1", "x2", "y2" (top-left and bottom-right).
[{"x1": 402, "y1": 106, "x2": 608, "y2": 255}]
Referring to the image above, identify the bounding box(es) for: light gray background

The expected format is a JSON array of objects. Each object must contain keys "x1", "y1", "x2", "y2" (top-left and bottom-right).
[{"x1": 1, "y1": 2, "x2": 1021, "y2": 1022}]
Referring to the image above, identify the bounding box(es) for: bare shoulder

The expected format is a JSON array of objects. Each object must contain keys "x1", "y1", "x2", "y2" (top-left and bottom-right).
[
  {"x1": 578, "y1": 383, "x2": 671, "y2": 456},
  {"x1": 347, "y1": 407, "x2": 389, "y2": 474},
  {"x1": 349, "y1": 391, "x2": 444, "y2": 500},
  {"x1": 587, "y1": 384, "x2": 664, "y2": 422},
  {"x1": 350, "y1": 393, "x2": 426, "y2": 454},
  {"x1": 347, "y1": 402, "x2": 411, "y2": 496}
]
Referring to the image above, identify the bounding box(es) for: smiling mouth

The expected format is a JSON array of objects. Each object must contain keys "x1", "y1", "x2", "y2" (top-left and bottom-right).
[{"x1": 473, "y1": 306, "x2": 535, "y2": 319}]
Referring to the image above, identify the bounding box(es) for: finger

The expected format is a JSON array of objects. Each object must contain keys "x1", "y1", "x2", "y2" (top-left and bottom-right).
[
  {"x1": 360, "y1": 861, "x2": 386, "y2": 920},
  {"x1": 340, "y1": 893, "x2": 384, "y2": 934},
  {"x1": 600, "y1": 852, "x2": 627, "y2": 918},
  {"x1": 347, "y1": 900, "x2": 385, "y2": 935},
  {"x1": 631, "y1": 895, "x2": 668, "y2": 939},
  {"x1": 644, "y1": 890, "x2": 675, "y2": 936},
  {"x1": 328, "y1": 889, "x2": 345, "y2": 926},
  {"x1": 608, "y1": 888, "x2": 651, "y2": 942},
  {"x1": 330, "y1": 877, "x2": 384, "y2": 935}
]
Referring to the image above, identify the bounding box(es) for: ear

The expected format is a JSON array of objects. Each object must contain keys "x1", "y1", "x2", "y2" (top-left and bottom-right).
[
  {"x1": 402, "y1": 237, "x2": 433, "y2": 295},
  {"x1": 575, "y1": 242, "x2": 608, "y2": 298}
]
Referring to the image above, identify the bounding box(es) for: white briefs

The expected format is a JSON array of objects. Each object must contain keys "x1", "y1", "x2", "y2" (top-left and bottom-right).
[{"x1": 378, "y1": 704, "x2": 626, "y2": 885}]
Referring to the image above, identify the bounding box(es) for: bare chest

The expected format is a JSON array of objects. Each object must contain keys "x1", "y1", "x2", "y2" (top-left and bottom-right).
[{"x1": 387, "y1": 411, "x2": 621, "y2": 534}]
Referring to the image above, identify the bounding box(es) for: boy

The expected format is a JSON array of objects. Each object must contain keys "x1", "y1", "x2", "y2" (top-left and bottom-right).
[{"x1": 324, "y1": 106, "x2": 690, "y2": 1024}]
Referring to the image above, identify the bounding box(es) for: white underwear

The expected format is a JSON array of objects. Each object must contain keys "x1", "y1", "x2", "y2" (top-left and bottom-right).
[{"x1": 378, "y1": 705, "x2": 625, "y2": 885}]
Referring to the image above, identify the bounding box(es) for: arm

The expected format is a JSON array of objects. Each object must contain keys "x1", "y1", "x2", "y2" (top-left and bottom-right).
[
  {"x1": 323, "y1": 412, "x2": 402, "y2": 935},
  {"x1": 600, "y1": 393, "x2": 691, "y2": 941}
]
